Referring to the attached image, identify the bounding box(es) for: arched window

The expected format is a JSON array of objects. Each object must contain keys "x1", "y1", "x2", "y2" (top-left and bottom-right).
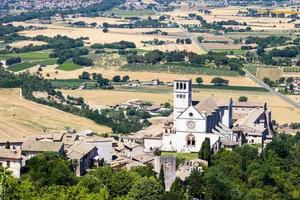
[
  {"x1": 180, "y1": 82, "x2": 183, "y2": 89},
  {"x1": 183, "y1": 83, "x2": 186, "y2": 89},
  {"x1": 186, "y1": 134, "x2": 195, "y2": 147},
  {"x1": 176, "y1": 82, "x2": 179, "y2": 89}
]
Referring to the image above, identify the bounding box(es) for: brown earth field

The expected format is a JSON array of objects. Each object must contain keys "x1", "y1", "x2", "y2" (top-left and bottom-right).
[
  {"x1": 12, "y1": 21, "x2": 205, "y2": 54},
  {"x1": 61, "y1": 86, "x2": 300, "y2": 125},
  {"x1": 31, "y1": 65, "x2": 259, "y2": 87},
  {"x1": 0, "y1": 88, "x2": 111, "y2": 139}
]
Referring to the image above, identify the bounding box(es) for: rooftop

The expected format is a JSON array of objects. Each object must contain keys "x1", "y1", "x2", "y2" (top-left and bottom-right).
[
  {"x1": 21, "y1": 140, "x2": 64, "y2": 152},
  {"x1": 67, "y1": 141, "x2": 96, "y2": 160},
  {"x1": 194, "y1": 97, "x2": 230, "y2": 116},
  {"x1": 0, "y1": 149, "x2": 21, "y2": 160}
]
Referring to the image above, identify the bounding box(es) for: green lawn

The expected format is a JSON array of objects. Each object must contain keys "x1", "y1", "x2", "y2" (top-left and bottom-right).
[
  {"x1": 0, "y1": 51, "x2": 50, "y2": 60},
  {"x1": 8, "y1": 62, "x2": 36, "y2": 72},
  {"x1": 161, "y1": 152, "x2": 198, "y2": 160},
  {"x1": 7, "y1": 59, "x2": 57, "y2": 72},
  {"x1": 215, "y1": 49, "x2": 246, "y2": 55},
  {"x1": 192, "y1": 84, "x2": 268, "y2": 92},
  {"x1": 246, "y1": 65, "x2": 258, "y2": 75},
  {"x1": 50, "y1": 79, "x2": 96, "y2": 88},
  {"x1": 56, "y1": 61, "x2": 81, "y2": 71}
]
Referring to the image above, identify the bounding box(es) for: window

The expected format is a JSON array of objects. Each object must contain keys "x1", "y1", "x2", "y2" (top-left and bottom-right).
[
  {"x1": 189, "y1": 112, "x2": 193, "y2": 117},
  {"x1": 0, "y1": 162, "x2": 2, "y2": 167},
  {"x1": 183, "y1": 83, "x2": 186, "y2": 89},
  {"x1": 176, "y1": 82, "x2": 179, "y2": 89},
  {"x1": 180, "y1": 82, "x2": 183, "y2": 89},
  {"x1": 6, "y1": 161, "x2": 10, "y2": 167},
  {"x1": 186, "y1": 134, "x2": 195, "y2": 147}
]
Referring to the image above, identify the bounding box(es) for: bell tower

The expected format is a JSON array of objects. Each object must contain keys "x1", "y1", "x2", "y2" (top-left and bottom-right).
[{"x1": 173, "y1": 79, "x2": 192, "y2": 122}]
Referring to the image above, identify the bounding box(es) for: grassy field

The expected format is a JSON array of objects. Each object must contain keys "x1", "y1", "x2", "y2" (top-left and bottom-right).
[
  {"x1": 56, "y1": 61, "x2": 81, "y2": 71},
  {"x1": 0, "y1": 88, "x2": 111, "y2": 139},
  {"x1": 161, "y1": 152, "x2": 198, "y2": 160},
  {"x1": 8, "y1": 59, "x2": 57, "y2": 72},
  {"x1": 121, "y1": 63, "x2": 241, "y2": 76},
  {"x1": 0, "y1": 51, "x2": 50, "y2": 60},
  {"x1": 192, "y1": 84, "x2": 267, "y2": 92},
  {"x1": 245, "y1": 65, "x2": 258, "y2": 75},
  {"x1": 50, "y1": 79, "x2": 95, "y2": 88}
]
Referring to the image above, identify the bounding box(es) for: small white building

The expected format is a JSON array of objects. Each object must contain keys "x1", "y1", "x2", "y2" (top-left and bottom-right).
[
  {"x1": 124, "y1": 142, "x2": 143, "y2": 159},
  {"x1": 0, "y1": 149, "x2": 22, "y2": 178}
]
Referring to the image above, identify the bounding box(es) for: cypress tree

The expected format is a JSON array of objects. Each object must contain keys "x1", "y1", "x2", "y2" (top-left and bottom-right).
[
  {"x1": 198, "y1": 137, "x2": 211, "y2": 165},
  {"x1": 159, "y1": 164, "x2": 165, "y2": 189}
]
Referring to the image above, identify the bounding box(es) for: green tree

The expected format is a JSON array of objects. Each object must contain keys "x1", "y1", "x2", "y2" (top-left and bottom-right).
[
  {"x1": 195, "y1": 77, "x2": 203, "y2": 85},
  {"x1": 23, "y1": 152, "x2": 76, "y2": 187},
  {"x1": 197, "y1": 36, "x2": 204, "y2": 43},
  {"x1": 108, "y1": 170, "x2": 137, "y2": 198},
  {"x1": 122, "y1": 75, "x2": 130, "y2": 82},
  {"x1": 112, "y1": 75, "x2": 121, "y2": 82},
  {"x1": 4, "y1": 141, "x2": 10, "y2": 149},
  {"x1": 0, "y1": 168, "x2": 20, "y2": 200},
  {"x1": 187, "y1": 168, "x2": 204, "y2": 199},
  {"x1": 158, "y1": 164, "x2": 165, "y2": 189},
  {"x1": 238, "y1": 96, "x2": 248, "y2": 102},
  {"x1": 198, "y1": 137, "x2": 212, "y2": 164},
  {"x1": 127, "y1": 177, "x2": 164, "y2": 200},
  {"x1": 211, "y1": 77, "x2": 229, "y2": 86},
  {"x1": 130, "y1": 165, "x2": 156, "y2": 178}
]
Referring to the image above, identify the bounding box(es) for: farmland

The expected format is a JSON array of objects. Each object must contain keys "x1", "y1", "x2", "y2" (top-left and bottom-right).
[
  {"x1": 61, "y1": 86, "x2": 300, "y2": 124},
  {"x1": 0, "y1": 88, "x2": 111, "y2": 139}
]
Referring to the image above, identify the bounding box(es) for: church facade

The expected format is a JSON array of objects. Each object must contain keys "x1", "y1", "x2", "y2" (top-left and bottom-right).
[{"x1": 162, "y1": 79, "x2": 234, "y2": 152}]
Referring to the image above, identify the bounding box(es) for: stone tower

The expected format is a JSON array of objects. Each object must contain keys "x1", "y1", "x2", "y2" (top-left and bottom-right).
[{"x1": 173, "y1": 79, "x2": 192, "y2": 123}]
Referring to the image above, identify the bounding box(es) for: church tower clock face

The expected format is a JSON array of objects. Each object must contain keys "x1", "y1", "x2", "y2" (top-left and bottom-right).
[{"x1": 187, "y1": 121, "x2": 195, "y2": 129}]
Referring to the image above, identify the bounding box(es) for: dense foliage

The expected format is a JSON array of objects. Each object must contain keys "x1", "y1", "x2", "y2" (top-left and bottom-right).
[{"x1": 1, "y1": 133, "x2": 299, "y2": 199}]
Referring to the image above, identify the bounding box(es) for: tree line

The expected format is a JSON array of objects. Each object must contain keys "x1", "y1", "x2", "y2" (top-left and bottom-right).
[{"x1": 1, "y1": 133, "x2": 299, "y2": 199}]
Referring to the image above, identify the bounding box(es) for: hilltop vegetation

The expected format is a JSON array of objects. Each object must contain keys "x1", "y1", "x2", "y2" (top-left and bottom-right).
[{"x1": 1, "y1": 133, "x2": 299, "y2": 199}]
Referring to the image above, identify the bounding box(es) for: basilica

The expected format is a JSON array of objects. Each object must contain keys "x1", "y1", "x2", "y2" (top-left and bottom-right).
[{"x1": 161, "y1": 79, "x2": 235, "y2": 152}]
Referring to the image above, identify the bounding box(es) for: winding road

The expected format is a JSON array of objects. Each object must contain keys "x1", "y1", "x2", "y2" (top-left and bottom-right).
[{"x1": 244, "y1": 69, "x2": 300, "y2": 109}]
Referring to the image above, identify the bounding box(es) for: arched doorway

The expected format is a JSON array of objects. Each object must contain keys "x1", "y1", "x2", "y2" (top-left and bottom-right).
[{"x1": 186, "y1": 134, "x2": 195, "y2": 147}]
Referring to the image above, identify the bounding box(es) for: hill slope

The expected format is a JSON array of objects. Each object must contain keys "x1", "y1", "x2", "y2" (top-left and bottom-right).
[{"x1": 0, "y1": 88, "x2": 111, "y2": 138}]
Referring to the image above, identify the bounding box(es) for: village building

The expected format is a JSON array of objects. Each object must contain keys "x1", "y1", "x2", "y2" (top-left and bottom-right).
[
  {"x1": 0, "y1": 138, "x2": 26, "y2": 150},
  {"x1": 124, "y1": 142, "x2": 144, "y2": 159},
  {"x1": 0, "y1": 149, "x2": 22, "y2": 178},
  {"x1": 21, "y1": 140, "x2": 64, "y2": 160},
  {"x1": 66, "y1": 141, "x2": 98, "y2": 176},
  {"x1": 81, "y1": 136, "x2": 113, "y2": 162}
]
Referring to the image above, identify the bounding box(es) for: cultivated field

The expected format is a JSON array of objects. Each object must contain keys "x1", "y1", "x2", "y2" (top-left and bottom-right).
[
  {"x1": 61, "y1": 86, "x2": 300, "y2": 124},
  {"x1": 33, "y1": 64, "x2": 258, "y2": 87},
  {"x1": 13, "y1": 21, "x2": 204, "y2": 54},
  {"x1": 166, "y1": 7, "x2": 300, "y2": 31},
  {"x1": 0, "y1": 88, "x2": 111, "y2": 139}
]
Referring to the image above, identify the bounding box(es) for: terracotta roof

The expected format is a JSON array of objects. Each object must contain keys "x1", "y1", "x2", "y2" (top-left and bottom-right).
[
  {"x1": 81, "y1": 136, "x2": 113, "y2": 142},
  {"x1": 67, "y1": 141, "x2": 96, "y2": 160},
  {"x1": 0, "y1": 149, "x2": 21, "y2": 160},
  {"x1": 194, "y1": 97, "x2": 230, "y2": 116},
  {"x1": 124, "y1": 142, "x2": 141, "y2": 149},
  {"x1": 21, "y1": 140, "x2": 63, "y2": 152}
]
